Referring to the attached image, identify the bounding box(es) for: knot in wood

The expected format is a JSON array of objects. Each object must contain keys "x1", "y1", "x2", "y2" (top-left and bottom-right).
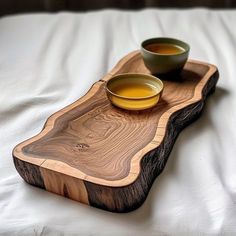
[{"x1": 75, "y1": 143, "x2": 90, "y2": 151}]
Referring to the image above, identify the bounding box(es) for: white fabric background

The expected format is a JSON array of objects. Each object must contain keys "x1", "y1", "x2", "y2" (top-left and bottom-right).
[{"x1": 0, "y1": 9, "x2": 236, "y2": 235}]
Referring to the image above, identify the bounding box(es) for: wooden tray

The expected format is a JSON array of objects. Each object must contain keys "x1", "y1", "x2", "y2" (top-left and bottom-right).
[{"x1": 13, "y1": 51, "x2": 219, "y2": 212}]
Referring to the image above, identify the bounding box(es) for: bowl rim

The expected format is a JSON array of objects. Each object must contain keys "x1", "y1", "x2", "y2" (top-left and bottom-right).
[
  {"x1": 105, "y1": 73, "x2": 164, "y2": 100},
  {"x1": 141, "y1": 37, "x2": 190, "y2": 56}
]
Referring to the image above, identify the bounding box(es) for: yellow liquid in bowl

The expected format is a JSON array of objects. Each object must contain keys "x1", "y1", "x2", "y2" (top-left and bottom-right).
[
  {"x1": 108, "y1": 82, "x2": 161, "y2": 110},
  {"x1": 145, "y1": 43, "x2": 184, "y2": 55},
  {"x1": 112, "y1": 83, "x2": 157, "y2": 98}
]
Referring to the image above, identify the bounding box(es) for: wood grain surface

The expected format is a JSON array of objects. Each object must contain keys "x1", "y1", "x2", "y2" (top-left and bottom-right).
[{"x1": 13, "y1": 51, "x2": 219, "y2": 212}]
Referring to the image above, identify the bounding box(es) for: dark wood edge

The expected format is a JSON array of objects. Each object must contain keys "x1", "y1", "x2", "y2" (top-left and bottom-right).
[{"x1": 13, "y1": 155, "x2": 45, "y2": 189}]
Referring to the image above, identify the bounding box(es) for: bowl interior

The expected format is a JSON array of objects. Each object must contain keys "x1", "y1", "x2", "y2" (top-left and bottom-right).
[
  {"x1": 106, "y1": 74, "x2": 163, "y2": 100},
  {"x1": 141, "y1": 37, "x2": 190, "y2": 56}
]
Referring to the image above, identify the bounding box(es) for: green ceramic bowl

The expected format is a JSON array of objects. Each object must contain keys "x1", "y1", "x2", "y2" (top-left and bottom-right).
[{"x1": 141, "y1": 37, "x2": 190, "y2": 76}]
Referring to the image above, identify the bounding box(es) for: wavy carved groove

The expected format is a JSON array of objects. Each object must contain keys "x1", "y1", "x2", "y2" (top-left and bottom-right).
[{"x1": 13, "y1": 51, "x2": 219, "y2": 212}]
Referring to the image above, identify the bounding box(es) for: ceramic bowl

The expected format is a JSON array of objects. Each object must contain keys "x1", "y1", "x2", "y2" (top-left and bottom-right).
[
  {"x1": 105, "y1": 73, "x2": 163, "y2": 110},
  {"x1": 141, "y1": 37, "x2": 190, "y2": 76}
]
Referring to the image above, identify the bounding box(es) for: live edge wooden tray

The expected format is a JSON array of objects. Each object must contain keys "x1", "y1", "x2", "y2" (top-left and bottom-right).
[{"x1": 13, "y1": 51, "x2": 219, "y2": 213}]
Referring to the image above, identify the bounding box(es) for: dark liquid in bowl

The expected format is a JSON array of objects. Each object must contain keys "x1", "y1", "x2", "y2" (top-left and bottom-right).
[{"x1": 145, "y1": 43, "x2": 185, "y2": 55}]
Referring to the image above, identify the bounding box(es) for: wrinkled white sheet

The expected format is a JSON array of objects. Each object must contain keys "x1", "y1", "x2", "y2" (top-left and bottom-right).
[{"x1": 0, "y1": 9, "x2": 236, "y2": 235}]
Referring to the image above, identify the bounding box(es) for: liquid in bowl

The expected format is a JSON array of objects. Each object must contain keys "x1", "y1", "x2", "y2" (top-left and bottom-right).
[{"x1": 145, "y1": 43, "x2": 185, "y2": 55}]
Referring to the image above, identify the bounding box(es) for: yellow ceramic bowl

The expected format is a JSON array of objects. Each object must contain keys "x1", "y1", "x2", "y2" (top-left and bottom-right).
[{"x1": 105, "y1": 73, "x2": 163, "y2": 110}]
